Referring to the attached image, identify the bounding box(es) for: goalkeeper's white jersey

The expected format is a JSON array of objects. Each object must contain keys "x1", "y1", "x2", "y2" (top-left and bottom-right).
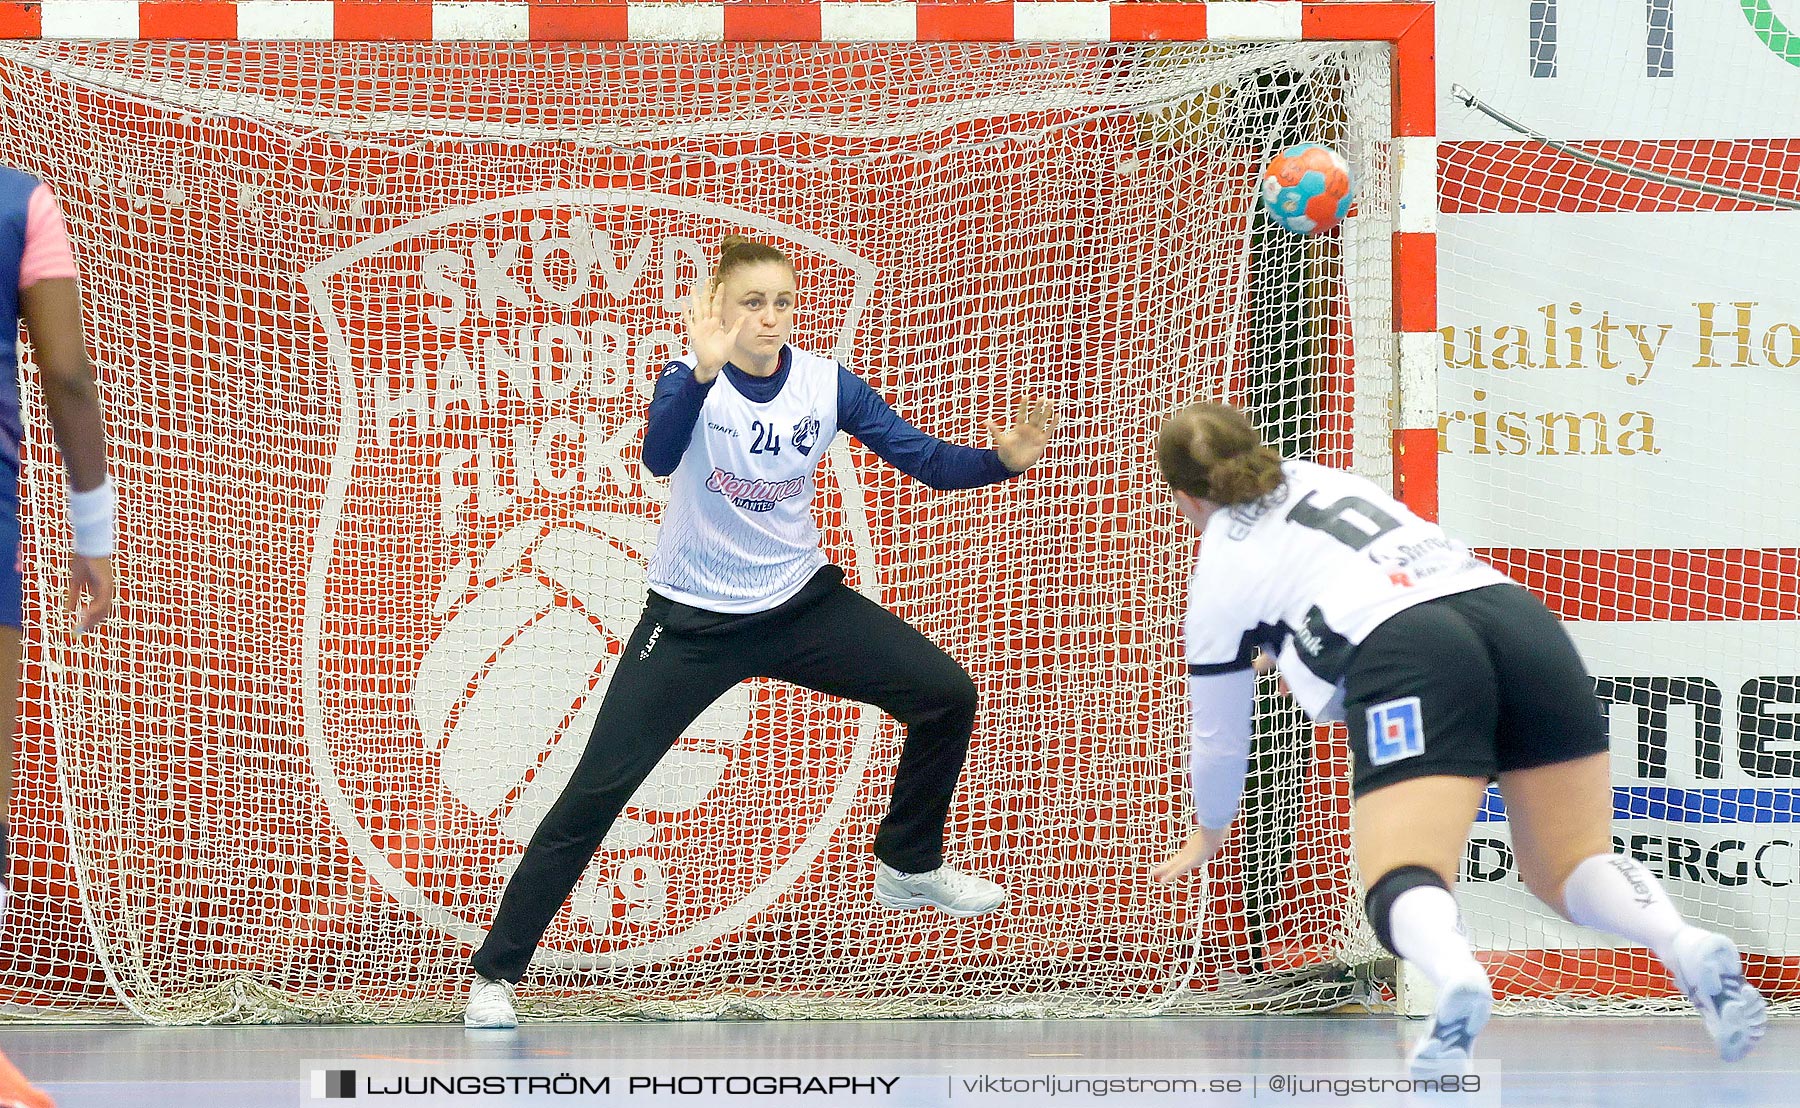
[
  {"x1": 649, "y1": 349, "x2": 840, "y2": 614},
  {"x1": 1183, "y1": 460, "x2": 1509, "y2": 721}
]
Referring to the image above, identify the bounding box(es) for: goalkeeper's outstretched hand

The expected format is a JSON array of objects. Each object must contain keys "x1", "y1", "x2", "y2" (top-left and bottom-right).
[{"x1": 988, "y1": 396, "x2": 1058, "y2": 474}]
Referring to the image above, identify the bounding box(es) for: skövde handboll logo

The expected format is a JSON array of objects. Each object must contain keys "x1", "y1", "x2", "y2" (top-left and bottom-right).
[
  {"x1": 415, "y1": 513, "x2": 749, "y2": 872},
  {"x1": 300, "y1": 192, "x2": 881, "y2": 965}
]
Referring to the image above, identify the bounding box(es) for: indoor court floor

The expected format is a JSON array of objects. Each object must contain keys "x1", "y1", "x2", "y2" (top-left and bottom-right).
[{"x1": 0, "y1": 1013, "x2": 1788, "y2": 1107}]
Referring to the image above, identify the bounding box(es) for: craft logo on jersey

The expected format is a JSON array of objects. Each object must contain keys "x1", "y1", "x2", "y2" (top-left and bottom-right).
[
  {"x1": 1367, "y1": 696, "x2": 1426, "y2": 766},
  {"x1": 298, "y1": 191, "x2": 881, "y2": 965}
]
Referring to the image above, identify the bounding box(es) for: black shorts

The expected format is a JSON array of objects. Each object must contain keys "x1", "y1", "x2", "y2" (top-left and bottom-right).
[{"x1": 1343, "y1": 583, "x2": 1609, "y2": 798}]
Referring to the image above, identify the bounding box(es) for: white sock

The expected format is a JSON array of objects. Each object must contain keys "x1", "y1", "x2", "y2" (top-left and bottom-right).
[
  {"x1": 1390, "y1": 884, "x2": 1486, "y2": 989},
  {"x1": 1561, "y1": 853, "x2": 1694, "y2": 964}
]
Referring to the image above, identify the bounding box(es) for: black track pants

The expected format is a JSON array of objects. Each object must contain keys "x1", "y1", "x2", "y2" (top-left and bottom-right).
[{"x1": 470, "y1": 566, "x2": 978, "y2": 984}]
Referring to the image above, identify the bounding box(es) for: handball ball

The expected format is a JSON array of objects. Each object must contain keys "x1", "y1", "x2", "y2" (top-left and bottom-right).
[{"x1": 1260, "y1": 143, "x2": 1354, "y2": 236}]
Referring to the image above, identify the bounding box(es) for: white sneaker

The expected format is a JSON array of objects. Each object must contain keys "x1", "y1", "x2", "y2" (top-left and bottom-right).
[
  {"x1": 464, "y1": 975, "x2": 518, "y2": 1029},
  {"x1": 1406, "y1": 971, "x2": 1491, "y2": 1078},
  {"x1": 874, "y1": 862, "x2": 1008, "y2": 917},
  {"x1": 1670, "y1": 928, "x2": 1767, "y2": 1062}
]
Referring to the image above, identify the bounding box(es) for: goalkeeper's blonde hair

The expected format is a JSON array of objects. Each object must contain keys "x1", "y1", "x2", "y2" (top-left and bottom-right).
[{"x1": 1156, "y1": 402, "x2": 1284, "y2": 505}]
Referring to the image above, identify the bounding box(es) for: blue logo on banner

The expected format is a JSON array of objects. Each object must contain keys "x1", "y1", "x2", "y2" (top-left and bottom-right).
[
  {"x1": 1478, "y1": 786, "x2": 1800, "y2": 824},
  {"x1": 1367, "y1": 696, "x2": 1425, "y2": 766}
]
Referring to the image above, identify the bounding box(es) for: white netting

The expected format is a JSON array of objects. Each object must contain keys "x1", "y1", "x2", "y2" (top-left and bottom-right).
[
  {"x1": 0, "y1": 39, "x2": 1393, "y2": 1022},
  {"x1": 1437, "y1": 4, "x2": 1800, "y2": 1011}
]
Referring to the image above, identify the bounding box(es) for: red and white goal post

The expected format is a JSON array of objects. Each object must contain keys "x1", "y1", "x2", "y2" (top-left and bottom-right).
[{"x1": 0, "y1": 1, "x2": 1780, "y2": 1025}]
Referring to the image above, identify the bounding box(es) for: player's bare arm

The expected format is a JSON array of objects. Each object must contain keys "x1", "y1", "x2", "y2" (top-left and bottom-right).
[{"x1": 19, "y1": 276, "x2": 112, "y2": 634}]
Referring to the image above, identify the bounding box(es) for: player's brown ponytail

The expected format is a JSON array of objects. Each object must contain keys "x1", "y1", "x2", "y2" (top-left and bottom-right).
[
  {"x1": 714, "y1": 234, "x2": 794, "y2": 285},
  {"x1": 1156, "y1": 403, "x2": 1285, "y2": 505}
]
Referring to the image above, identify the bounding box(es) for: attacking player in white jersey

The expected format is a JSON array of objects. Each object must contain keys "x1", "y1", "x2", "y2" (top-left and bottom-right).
[
  {"x1": 465, "y1": 235, "x2": 1057, "y2": 1028},
  {"x1": 1150, "y1": 402, "x2": 1766, "y2": 1074}
]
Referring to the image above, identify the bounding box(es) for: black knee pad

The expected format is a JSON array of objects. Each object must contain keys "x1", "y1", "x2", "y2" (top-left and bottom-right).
[{"x1": 1364, "y1": 865, "x2": 1448, "y2": 958}]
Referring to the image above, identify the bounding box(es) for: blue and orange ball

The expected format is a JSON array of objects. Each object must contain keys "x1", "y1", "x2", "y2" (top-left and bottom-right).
[{"x1": 1260, "y1": 143, "x2": 1354, "y2": 236}]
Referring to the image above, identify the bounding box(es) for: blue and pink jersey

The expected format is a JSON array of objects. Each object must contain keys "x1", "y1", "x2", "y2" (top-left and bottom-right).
[
  {"x1": 0, "y1": 167, "x2": 79, "y2": 628},
  {"x1": 2, "y1": 167, "x2": 78, "y2": 481}
]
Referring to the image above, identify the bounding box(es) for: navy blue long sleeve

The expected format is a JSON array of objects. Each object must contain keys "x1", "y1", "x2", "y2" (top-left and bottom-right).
[
  {"x1": 641, "y1": 361, "x2": 714, "y2": 477},
  {"x1": 837, "y1": 366, "x2": 1016, "y2": 490}
]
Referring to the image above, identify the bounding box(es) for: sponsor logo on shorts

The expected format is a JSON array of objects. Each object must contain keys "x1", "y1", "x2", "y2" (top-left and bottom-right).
[{"x1": 1367, "y1": 696, "x2": 1426, "y2": 766}]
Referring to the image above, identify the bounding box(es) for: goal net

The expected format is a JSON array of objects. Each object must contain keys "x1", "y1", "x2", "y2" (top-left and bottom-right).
[{"x1": 0, "y1": 33, "x2": 1399, "y2": 1022}]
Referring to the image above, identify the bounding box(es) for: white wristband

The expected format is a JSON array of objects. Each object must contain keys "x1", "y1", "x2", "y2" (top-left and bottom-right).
[{"x1": 69, "y1": 479, "x2": 115, "y2": 559}]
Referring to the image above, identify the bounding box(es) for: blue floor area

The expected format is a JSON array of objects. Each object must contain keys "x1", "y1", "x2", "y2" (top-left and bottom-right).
[{"x1": 0, "y1": 1014, "x2": 1788, "y2": 1107}]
